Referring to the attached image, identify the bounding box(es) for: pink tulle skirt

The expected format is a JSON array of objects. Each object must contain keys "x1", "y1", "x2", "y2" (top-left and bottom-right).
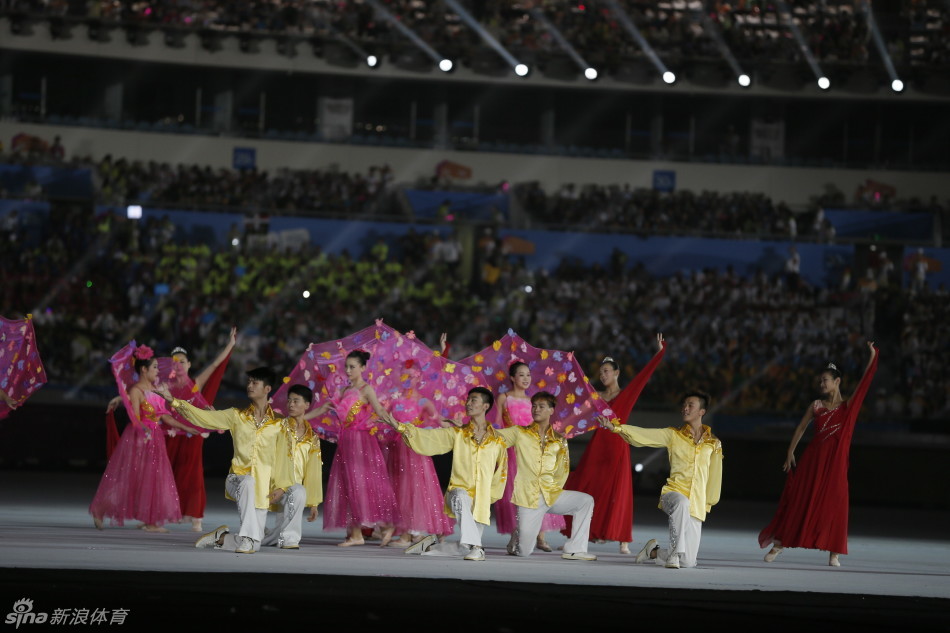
[
  {"x1": 494, "y1": 447, "x2": 566, "y2": 534},
  {"x1": 387, "y1": 438, "x2": 455, "y2": 535},
  {"x1": 323, "y1": 427, "x2": 397, "y2": 529},
  {"x1": 89, "y1": 423, "x2": 182, "y2": 527}
]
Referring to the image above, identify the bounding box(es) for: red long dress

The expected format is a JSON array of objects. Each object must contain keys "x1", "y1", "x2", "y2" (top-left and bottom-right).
[
  {"x1": 164, "y1": 353, "x2": 231, "y2": 519},
  {"x1": 758, "y1": 353, "x2": 878, "y2": 555},
  {"x1": 561, "y1": 347, "x2": 665, "y2": 542}
]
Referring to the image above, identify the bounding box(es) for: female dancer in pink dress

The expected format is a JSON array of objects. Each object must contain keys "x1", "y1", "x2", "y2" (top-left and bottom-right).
[
  {"x1": 89, "y1": 346, "x2": 193, "y2": 531},
  {"x1": 759, "y1": 341, "x2": 878, "y2": 567},
  {"x1": 105, "y1": 328, "x2": 235, "y2": 532},
  {"x1": 385, "y1": 392, "x2": 456, "y2": 546},
  {"x1": 307, "y1": 349, "x2": 398, "y2": 546},
  {"x1": 495, "y1": 361, "x2": 566, "y2": 553}
]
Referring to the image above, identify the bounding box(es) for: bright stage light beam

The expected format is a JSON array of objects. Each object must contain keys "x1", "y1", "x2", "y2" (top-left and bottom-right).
[
  {"x1": 606, "y1": 0, "x2": 676, "y2": 86},
  {"x1": 367, "y1": 0, "x2": 452, "y2": 69},
  {"x1": 444, "y1": 0, "x2": 528, "y2": 77},
  {"x1": 861, "y1": 1, "x2": 904, "y2": 94},
  {"x1": 529, "y1": 8, "x2": 598, "y2": 80},
  {"x1": 777, "y1": 0, "x2": 828, "y2": 90}
]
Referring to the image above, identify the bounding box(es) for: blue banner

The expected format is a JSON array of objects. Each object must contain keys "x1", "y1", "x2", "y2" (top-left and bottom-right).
[
  {"x1": 403, "y1": 189, "x2": 508, "y2": 222},
  {"x1": 824, "y1": 209, "x2": 933, "y2": 240}
]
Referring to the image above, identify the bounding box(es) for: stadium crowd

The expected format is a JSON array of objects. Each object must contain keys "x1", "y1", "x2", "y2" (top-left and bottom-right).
[
  {"x1": 3, "y1": 0, "x2": 945, "y2": 70},
  {"x1": 2, "y1": 200, "x2": 946, "y2": 422},
  {"x1": 5, "y1": 141, "x2": 945, "y2": 237}
]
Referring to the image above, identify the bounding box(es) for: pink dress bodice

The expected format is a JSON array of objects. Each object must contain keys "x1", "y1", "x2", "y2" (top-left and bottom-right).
[
  {"x1": 504, "y1": 395, "x2": 533, "y2": 427},
  {"x1": 332, "y1": 388, "x2": 375, "y2": 431}
]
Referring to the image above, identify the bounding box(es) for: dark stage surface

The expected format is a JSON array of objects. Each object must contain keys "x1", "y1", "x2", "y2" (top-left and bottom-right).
[{"x1": 0, "y1": 471, "x2": 947, "y2": 632}]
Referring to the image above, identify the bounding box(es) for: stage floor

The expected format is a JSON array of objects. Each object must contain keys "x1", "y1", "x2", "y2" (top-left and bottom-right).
[{"x1": 1, "y1": 471, "x2": 947, "y2": 631}]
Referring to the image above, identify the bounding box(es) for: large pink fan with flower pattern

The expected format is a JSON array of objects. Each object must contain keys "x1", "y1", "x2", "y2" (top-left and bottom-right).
[
  {"x1": 459, "y1": 329, "x2": 615, "y2": 438},
  {"x1": 270, "y1": 320, "x2": 398, "y2": 438},
  {"x1": 0, "y1": 314, "x2": 46, "y2": 419},
  {"x1": 368, "y1": 329, "x2": 490, "y2": 428}
]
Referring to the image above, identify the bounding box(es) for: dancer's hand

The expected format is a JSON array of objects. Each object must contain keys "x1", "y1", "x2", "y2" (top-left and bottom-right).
[
  {"x1": 783, "y1": 452, "x2": 796, "y2": 472},
  {"x1": 105, "y1": 396, "x2": 121, "y2": 413},
  {"x1": 200, "y1": 432, "x2": 210, "y2": 439},
  {"x1": 153, "y1": 384, "x2": 173, "y2": 402},
  {"x1": 307, "y1": 507, "x2": 319, "y2": 522},
  {"x1": 867, "y1": 341, "x2": 877, "y2": 357},
  {"x1": 597, "y1": 415, "x2": 618, "y2": 431},
  {"x1": 269, "y1": 488, "x2": 285, "y2": 503},
  {"x1": 439, "y1": 332, "x2": 448, "y2": 355},
  {"x1": 656, "y1": 333, "x2": 665, "y2": 351}
]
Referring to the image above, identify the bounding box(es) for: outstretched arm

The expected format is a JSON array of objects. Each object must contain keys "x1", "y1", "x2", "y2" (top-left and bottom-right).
[
  {"x1": 105, "y1": 395, "x2": 122, "y2": 413},
  {"x1": 154, "y1": 384, "x2": 233, "y2": 431},
  {"x1": 160, "y1": 413, "x2": 200, "y2": 435},
  {"x1": 362, "y1": 383, "x2": 397, "y2": 426},
  {"x1": 303, "y1": 401, "x2": 333, "y2": 421},
  {"x1": 193, "y1": 327, "x2": 237, "y2": 391},
  {"x1": 783, "y1": 404, "x2": 815, "y2": 472}
]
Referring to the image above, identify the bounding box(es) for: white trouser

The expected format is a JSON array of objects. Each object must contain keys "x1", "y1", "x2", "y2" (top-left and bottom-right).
[
  {"x1": 655, "y1": 492, "x2": 703, "y2": 568},
  {"x1": 422, "y1": 488, "x2": 484, "y2": 557},
  {"x1": 225, "y1": 474, "x2": 268, "y2": 544},
  {"x1": 514, "y1": 491, "x2": 594, "y2": 557},
  {"x1": 261, "y1": 484, "x2": 306, "y2": 548}
]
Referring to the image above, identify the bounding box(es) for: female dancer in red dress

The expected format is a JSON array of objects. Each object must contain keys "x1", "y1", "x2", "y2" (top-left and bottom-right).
[
  {"x1": 163, "y1": 327, "x2": 236, "y2": 532},
  {"x1": 759, "y1": 341, "x2": 878, "y2": 567},
  {"x1": 561, "y1": 334, "x2": 665, "y2": 554}
]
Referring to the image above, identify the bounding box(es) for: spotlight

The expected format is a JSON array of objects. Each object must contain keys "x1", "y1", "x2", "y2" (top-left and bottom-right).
[
  {"x1": 662, "y1": 71, "x2": 676, "y2": 84},
  {"x1": 891, "y1": 79, "x2": 904, "y2": 93},
  {"x1": 231, "y1": 238, "x2": 240, "y2": 247},
  {"x1": 738, "y1": 74, "x2": 751, "y2": 87},
  {"x1": 439, "y1": 58, "x2": 454, "y2": 73},
  {"x1": 634, "y1": 463, "x2": 644, "y2": 473},
  {"x1": 817, "y1": 76, "x2": 830, "y2": 90},
  {"x1": 514, "y1": 63, "x2": 530, "y2": 77},
  {"x1": 366, "y1": 55, "x2": 378, "y2": 68},
  {"x1": 584, "y1": 67, "x2": 598, "y2": 81},
  {"x1": 126, "y1": 205, "x2": 142, "y2": 220},
  {"x1": 524, "y1": 285, "x2": 533, "y2": 294},
  {"x1": 302, "y1": 290, "x2": 311, "y2": 299}
]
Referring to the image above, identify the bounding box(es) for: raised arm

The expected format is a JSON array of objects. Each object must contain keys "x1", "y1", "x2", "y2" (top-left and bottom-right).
[
  {"x1": 846, "y1": 341, "x2": 879, "y2": 413},
  {"x1": 193, "y1": 326, "x2": 237, "y2": 391},
  {"x1": 783, "y1": 404, "x2": 815, "y2": 472},
  {"x1": 610, "y1": 333, "x2": 666, "y2": 421}
]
